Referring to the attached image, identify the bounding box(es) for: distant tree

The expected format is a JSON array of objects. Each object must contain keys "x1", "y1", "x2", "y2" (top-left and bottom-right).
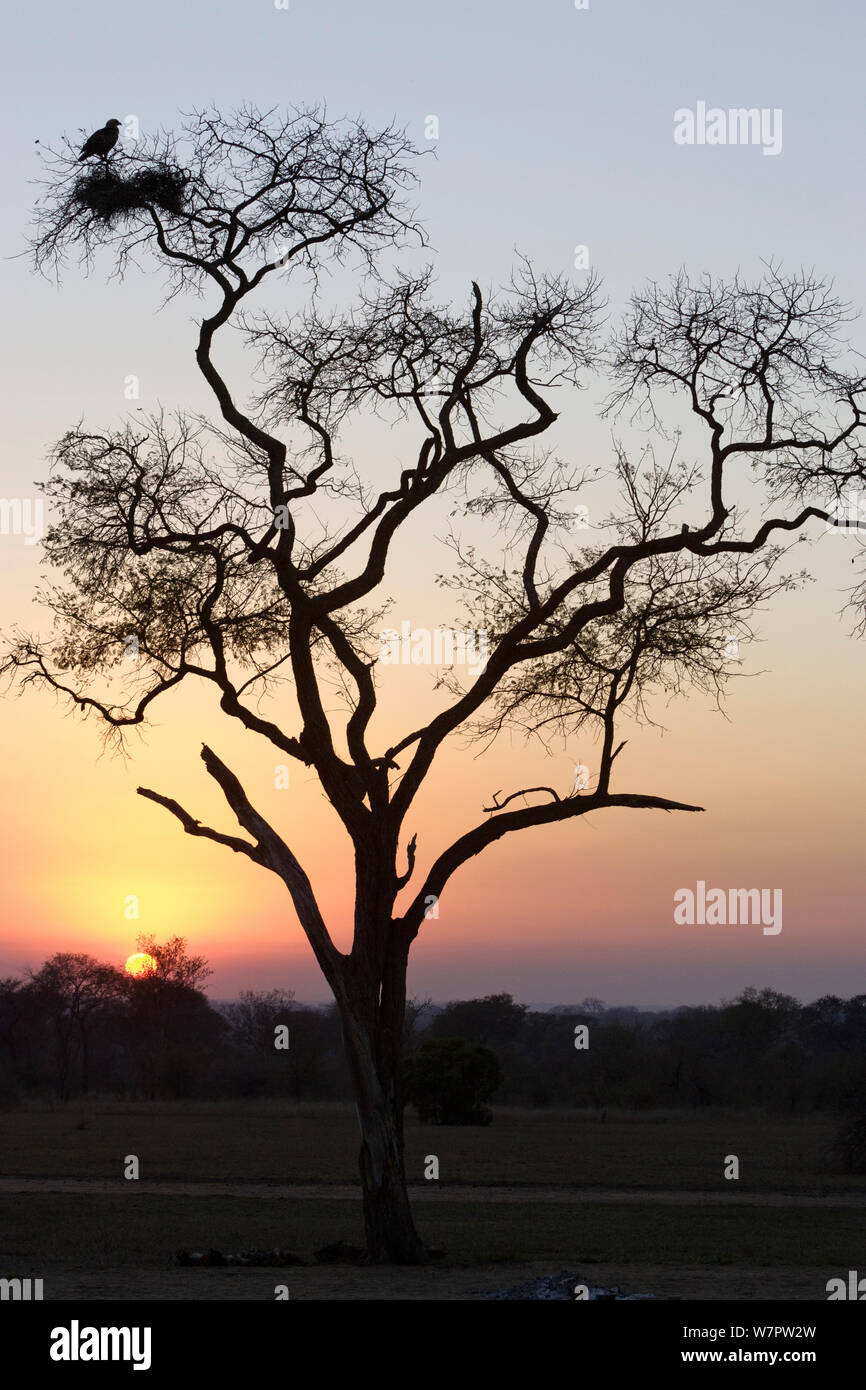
[
  {"x1": 735, "y1": 986, "x2": 801, "y2": 1016},
  {"x1": 403, "y1": 995, "x2": 433, "y2": 1052},
  {"x1": 27, "y1": 953, "x2": 125, "y2": 1096},
  {"x1": 721, "y1": 988, "x2": 800, "y2": 1056},
  {"x1": 120, "y1": 936, "x2": 222, "y2": 1096},
  {"x1": 802, "y1": 995, "x2": 848, "y2": 1039},
  {"x1": 134, "y1": 933, "x2": 212, "y2": 990},
  {"x1": 575, "y1": 997, "x2": 607, "y2": 1018},
  {"x1": 0, "y1": 977, "x2": 28, "y2": 1068},
  {"x1": 584, "y1": 1019, "x2": 646, "y2": 1109},
  {"x1": 281, "y1": 1003, "x2": 350, "y2": 1102},
  {"x1": 430, "y1": 994, "x2": 528, "y2": 1049},
  {"x1": 652, "y1": 1006, "x2": 726, "y2": 1107},
  {"x1": 403, "y1": 1038, "x2": 502, "y2": 1125},
  {"x1": 222, "y1": 988, "x2": 296, "y2": 1054}
]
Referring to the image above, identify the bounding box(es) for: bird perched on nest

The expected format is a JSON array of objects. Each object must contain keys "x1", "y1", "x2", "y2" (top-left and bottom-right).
[{"x1": 78, "y1": 118, "x2": 122, "y2": 162}]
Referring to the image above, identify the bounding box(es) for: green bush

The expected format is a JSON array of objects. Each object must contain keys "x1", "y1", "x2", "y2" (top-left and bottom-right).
[{"x1": 403, "y1": 1037, "x2": 502, "y2": 1125}]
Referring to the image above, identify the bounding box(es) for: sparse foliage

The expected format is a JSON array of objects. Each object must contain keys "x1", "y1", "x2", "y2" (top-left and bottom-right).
[{"x1": 8, "y1": 106, "x2": 866, "y2": 1260}]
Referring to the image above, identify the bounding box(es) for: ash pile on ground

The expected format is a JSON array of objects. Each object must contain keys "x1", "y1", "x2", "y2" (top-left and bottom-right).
[
  {"x1": 476, "y1": 1271, "x2": 675, "y2": 1300},
  {"x1": 172, "y1": 1240, "x2": 369, "y2": 1267},
  {"x1": 173, "y1": 1247, "x2": 304, "y2": 1267}
]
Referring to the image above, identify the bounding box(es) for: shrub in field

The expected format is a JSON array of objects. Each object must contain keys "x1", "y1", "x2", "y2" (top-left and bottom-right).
[{"x1": 403, "y1": 1038, "x2": 502, "y2": 1125}]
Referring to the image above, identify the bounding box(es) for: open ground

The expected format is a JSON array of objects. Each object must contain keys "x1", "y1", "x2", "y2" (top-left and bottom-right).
[{"x1": 0, "y1": 1101, "x2": 859, "y2": 1299}]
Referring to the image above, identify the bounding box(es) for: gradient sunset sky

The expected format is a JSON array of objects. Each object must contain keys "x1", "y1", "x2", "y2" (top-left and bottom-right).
[{"x1": 1, "y1": 0, "x2": 864, "y2": 1006}]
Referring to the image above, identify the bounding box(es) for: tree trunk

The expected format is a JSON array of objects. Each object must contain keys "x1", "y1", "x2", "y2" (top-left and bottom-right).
[
  {"x1": 81, "y1": 1030, "x2": 89, "y2": 1093},
  {"x1": 356, "y1": 1072, "x2": 425, "y2": 1264},
  {"x1": 55, "y1": 1019, "x2": 70, "y2": 1101},
  {"x1": 338, "y1": 956, "x2": 426, "y2": 1264}
]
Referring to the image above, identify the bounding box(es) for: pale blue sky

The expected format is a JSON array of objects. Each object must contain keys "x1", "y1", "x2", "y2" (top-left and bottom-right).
[
  {"x1": 4, "y1": 0, "x2": 863, "y2": 489},
  {"x1": 4, "y1": 0, "x2": 864, "y2": 588}
]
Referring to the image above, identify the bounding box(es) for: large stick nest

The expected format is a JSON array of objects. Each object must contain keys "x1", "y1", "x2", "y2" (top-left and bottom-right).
[{"x1": 71, "y1": 162, "x2": 189, "y2": 223}]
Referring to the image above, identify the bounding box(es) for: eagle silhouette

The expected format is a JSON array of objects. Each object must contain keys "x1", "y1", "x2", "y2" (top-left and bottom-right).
[{"x1": 78, "y1": 119, "x2": 122, "y2": 162}]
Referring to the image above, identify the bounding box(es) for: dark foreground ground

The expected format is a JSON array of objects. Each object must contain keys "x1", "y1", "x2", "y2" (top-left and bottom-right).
[{"x1": 0, "y1": 1102, "x2": 859, "y2": 1299}]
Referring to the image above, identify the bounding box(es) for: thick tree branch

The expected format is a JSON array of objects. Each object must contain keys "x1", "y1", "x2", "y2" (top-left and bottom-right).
[
  {"x1": 140, "y1": 743, "x2": 343, "y2": 985},
  {"x1": 136, "y1": 787, "x2": 260, "y2": 861},
  {"x1": 398, "y1": 790, "x2": 704, "y2": 939}
]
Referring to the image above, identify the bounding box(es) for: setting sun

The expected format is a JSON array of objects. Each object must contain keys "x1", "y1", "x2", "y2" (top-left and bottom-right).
[{"x1": 125, "y1": 952, "x2": 157, "y2": 979}]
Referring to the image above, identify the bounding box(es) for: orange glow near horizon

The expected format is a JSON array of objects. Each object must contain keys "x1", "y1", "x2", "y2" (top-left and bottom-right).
[{"x1": 1, "y1": 534, "x2": 865, "y2": 1007}]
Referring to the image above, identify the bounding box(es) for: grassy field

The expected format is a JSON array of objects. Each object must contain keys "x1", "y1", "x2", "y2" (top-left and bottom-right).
[
  {"x1": 1, "y1": 1099, "x2": 857, "y2": 1190},
  {"x1": 0, "y1": 1101, "x2": 860, "y2": 1299}
]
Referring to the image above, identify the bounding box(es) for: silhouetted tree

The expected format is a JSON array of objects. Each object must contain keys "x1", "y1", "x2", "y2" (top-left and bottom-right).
[
  {"x1": 134, "y1": 933, "x2": 212, "y2": 990},
  {"x1": 222, "y1": 988, "x2": 296, "y2": 1054},
  {"x1": 9, "y1": 104, "x2": 866, "y2": 1259},
  {"x1": 430, "y1": 993, "x2": 528, "y2": 1049},
  {"x1": 117, "y1": 936, "x2": 222, "y2": 1096},
  {"x1": 0, "y1": 977, "x2": 29, "y2": 1069},
  {"x1": 27, "y1": 953, "x2": 125, "y2": 1097},
  {"x1": 402, "y1": 995, "x2": 433, "y2": 1054}
]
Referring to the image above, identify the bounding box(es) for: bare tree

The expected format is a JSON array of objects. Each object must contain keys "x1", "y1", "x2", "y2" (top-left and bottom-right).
[
  {"x1": 222, "y1": 988, "x2": 296, "y2": 1055},
  {"x1": 7, "y1": 105, "x2": 866, "y2": 1261},
  {"x1": 134, "y1": 933, "x2": 213, "y2": 991}
]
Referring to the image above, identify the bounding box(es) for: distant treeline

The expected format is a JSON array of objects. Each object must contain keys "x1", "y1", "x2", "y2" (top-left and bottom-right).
[{"x1": 2, "y1": 950, "x2": 866, "y2": 1113}]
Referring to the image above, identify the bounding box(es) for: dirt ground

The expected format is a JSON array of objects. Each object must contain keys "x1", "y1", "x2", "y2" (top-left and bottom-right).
[
  {"x1": 1, "y1": 1177, "x2": 845, "y2": 1301},
  {"x1": 2, "y1": 1176, "x2": 865, "y2": 1207},
  {"x1": 33, "y1": 1260, "x2": 836, "y2": 1300}
]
